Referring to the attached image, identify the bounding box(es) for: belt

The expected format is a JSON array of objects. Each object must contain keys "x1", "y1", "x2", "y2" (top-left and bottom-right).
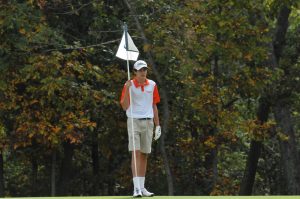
[{"x1": 137, "y1": 118, "x2": 152, "y2": 120}]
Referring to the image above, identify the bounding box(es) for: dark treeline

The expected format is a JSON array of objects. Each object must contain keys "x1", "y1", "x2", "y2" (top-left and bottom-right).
[{"x1": 0, "y1": 0, "x2": 299, "y2": 197}]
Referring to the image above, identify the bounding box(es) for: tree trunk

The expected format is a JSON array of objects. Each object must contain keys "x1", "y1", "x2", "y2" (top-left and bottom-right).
[
  {"x1": 274, "y1": 103, "x2": 300, "y2": 194},
  {"x1": 123, "y1": 0, "x2": 174, "y2": 195},
  {"x1": 57, "y1": 142, "x2": 74, "y2": 196},
  {"x1": 92, "y1": 133, "x2": 99, "y2": 176},
  {"x1": 239, "y1": 4, "x2": 291, "y2": 195},
  {"x1": 31, "y1": 157, "x2": 38, "y2": 196},
  {"x1": 272, "y1": 6, "x2": 291, "y2": 65},
  {"x1": 239, "y1": 97, "x2": 270, "y2": 195},
  {"x1": 204, "y1": 145, "x2": 218, "y2": 194},
  {"x1": 0, "y1": 153, "x2": 4, "y2": 197},
  {"x1": 239, "y1": 140, "x2": 262, "y2": 195},
  {"x1": 91, "y1": 132, "x2": 100, "y2": 195},
  {"x1": 203, "y1": 54, "x2": 219, "y2": 194},
  {"x1": 271, "y1": 4, "x2": 297, "y2": 195},
  {"x1": 51, "y1": 151, "x2": 56, "y2": 196}
]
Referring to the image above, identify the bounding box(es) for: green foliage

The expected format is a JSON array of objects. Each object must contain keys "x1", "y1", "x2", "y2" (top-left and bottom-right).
[
  {"x1": 0, "y1": 0, "x2": 299, "y2": 197},
  {"x1": 0, "y1": 1, "x2": 65, "y2": 68}
]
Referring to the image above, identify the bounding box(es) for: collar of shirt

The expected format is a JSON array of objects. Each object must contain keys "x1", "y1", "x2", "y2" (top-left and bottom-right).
[{"x1": 133, "y1": 78, "x2": 149, "y2": 92}]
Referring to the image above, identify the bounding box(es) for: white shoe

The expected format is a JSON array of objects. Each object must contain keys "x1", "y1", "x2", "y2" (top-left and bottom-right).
[
  {"x1": 133, "y1": 188, "x2": 142, "y2": 198},
  {"x1": 141, "y1": 188, "x2": 154, "y2": 197}
]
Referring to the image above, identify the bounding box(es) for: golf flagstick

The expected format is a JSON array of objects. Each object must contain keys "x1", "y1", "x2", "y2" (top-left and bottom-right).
[
  {"x1": 116, "y1": 22, "x2": 140, "y2": 189},
  {"x1": 125, "y1": 27, "x2": 139, "y2": 182}
]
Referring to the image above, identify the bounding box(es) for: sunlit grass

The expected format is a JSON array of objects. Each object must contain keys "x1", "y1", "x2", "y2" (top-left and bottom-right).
[{"x1": 7, "y1": 196, "x2": 300, "y2": 199}]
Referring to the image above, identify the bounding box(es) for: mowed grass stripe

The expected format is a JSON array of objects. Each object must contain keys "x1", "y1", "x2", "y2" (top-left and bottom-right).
[{"x1": 6, "y1": 196, "x2": 300, "y2": 199}]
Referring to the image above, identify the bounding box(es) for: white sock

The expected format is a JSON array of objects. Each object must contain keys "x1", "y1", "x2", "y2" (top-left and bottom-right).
[
  {"x1": 133, "y1": 177, "x2": 141, "y2": 190},
  {"x1": 139, "y1": 177, "x2": 145, "y2": 190}
]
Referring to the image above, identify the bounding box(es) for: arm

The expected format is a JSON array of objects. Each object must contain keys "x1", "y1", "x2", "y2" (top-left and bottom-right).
[
  {"x1": 120, "y1": 80, "x2": 131, "y2": 110},
  {"x1": 153, "y1": 104, "x2": 160, "y2": 126},
  {"x1": 153, "y1": 103, "x2": 161, "y2": 140}
]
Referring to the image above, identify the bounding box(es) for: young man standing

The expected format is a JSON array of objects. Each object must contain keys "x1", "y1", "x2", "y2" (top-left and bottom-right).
[{"x1": 120, "y1": 60, "x2": 161, "y2": 197}]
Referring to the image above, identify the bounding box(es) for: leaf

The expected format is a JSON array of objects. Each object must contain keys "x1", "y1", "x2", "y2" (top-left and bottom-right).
[{"x1": 19, "y1": 28, "x2": 26, "y2": 35}]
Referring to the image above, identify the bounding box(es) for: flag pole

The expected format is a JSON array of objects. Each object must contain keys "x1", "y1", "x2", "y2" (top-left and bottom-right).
[
  {"x1": 124, "y1": 23, "x2": 131, "y2": 81},
  {"x1": 124, "y1": 22, "x2": 139, "y2": 185}
]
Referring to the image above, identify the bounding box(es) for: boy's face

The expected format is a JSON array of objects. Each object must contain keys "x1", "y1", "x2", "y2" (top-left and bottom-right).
[{"x1": 135, "y1": 67, "x2": 148, "y2": 79}]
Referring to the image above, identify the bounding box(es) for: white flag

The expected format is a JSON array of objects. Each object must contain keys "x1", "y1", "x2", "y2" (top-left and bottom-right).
[{"x1": 116, "y1": 31, "x2": 139, "y2": 61}]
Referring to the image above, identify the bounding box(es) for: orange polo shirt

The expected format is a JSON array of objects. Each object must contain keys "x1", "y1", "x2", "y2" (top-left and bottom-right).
[{"x1": 120, "y1": 78, "x2": 160, "y2": 118}]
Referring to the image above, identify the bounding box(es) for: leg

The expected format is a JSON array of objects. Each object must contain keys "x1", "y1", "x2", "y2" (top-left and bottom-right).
[
  {"x1": 138, "y1": 152, "x2": 148, "y2": 176},
  {"x1": 130, "y1": 119, "x2": 154, "y2": 197},
  {"x1": 131, "y1": 150, "x2": 141, "y2": 177},
  {"x1": 131, "y1": 150, "x2": 148, "y2": 177},
  {"x1": 131, "y1": 150, "x2": 142, "y2": 197},
  {"x1": 132, "y1": 151, "x2": 154, "y2": 197},
  {"x1": 137, "y1": 120, "x2": 154, "y2": 196}
]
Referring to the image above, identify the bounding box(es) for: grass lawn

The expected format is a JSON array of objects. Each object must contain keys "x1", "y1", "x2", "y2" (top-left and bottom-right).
[{"x1": 6, "y1": 196, "x2": 300, "y2": 199}]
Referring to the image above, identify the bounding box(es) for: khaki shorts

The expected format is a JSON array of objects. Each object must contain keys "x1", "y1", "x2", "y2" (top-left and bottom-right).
[{"x1": 127, "y1": 118, "x2": 154, "y2": 154}]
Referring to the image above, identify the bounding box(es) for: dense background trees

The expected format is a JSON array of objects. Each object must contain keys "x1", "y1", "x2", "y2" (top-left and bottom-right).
[{"x1": 0, "y1": 0, "x2": 299, "y2": 197}]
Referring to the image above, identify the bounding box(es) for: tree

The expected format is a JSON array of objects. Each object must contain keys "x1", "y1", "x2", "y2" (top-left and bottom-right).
[
  {"x1": 273, "y1": 4, "x2": 300, "y2": 194},
  {"x1": 240, "y1": 0, "x2": 300, "y2": 195},
  {"x1": 0, "y1": 0, "x2": 299, "y2": 196}
]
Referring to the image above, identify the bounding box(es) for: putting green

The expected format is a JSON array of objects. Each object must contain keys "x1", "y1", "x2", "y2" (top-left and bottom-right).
[{"x1": 6, "y1": 196, "x2": 300, "y2": 199}]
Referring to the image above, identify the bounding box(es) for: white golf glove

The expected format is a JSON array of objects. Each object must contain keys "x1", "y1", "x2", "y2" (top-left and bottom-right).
[{"x1": 154, "y1": 125, "x2": 161, "y2": 140}]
